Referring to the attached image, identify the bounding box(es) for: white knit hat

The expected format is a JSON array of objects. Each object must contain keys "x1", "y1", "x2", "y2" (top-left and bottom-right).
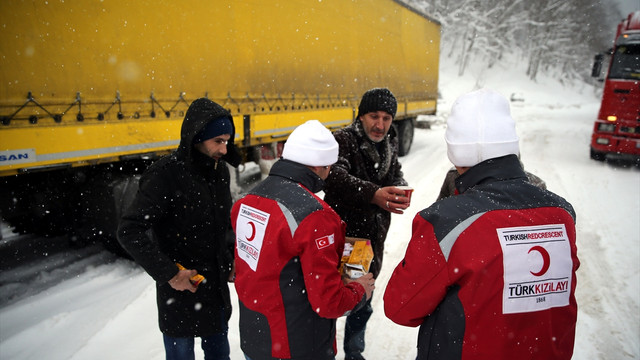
[
  {"x1": 445, "y1": 88, "x2": 519, "y2": 167},
  {"x1": 282, "y1": 120, "x2": 339, "y2": 166}
]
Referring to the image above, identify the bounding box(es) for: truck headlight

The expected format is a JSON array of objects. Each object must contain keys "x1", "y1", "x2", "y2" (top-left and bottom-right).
[{"x1": 596, "y1": 138, "x2": 610, "y2": 145}]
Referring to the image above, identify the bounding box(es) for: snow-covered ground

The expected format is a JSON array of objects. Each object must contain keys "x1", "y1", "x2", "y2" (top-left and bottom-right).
[{"x1": 0, "y1": 58, "x2": 639, "y2": 359}]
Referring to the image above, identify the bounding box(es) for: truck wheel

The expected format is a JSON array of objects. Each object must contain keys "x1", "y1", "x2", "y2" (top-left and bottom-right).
[
  {"x1": 590, "y1": 148, "x2": 605, "y2": 161},
  {"x1": 396, "y1": 119, "x2": 414, "y2": 156}
]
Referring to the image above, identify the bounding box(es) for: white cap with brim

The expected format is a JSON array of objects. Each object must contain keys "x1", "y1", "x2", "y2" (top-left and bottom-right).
[
  {"x1": 282, "y1": 120, "x2": 339, "y2": 167},
  {"x1": 445, "y1": 88, "x2": 519, "y2": 167}
]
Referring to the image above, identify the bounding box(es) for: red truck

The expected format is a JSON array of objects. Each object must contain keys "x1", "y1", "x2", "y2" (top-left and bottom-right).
[{"x1": 590, "y1": 11, "x2": 640, "y2": 164}]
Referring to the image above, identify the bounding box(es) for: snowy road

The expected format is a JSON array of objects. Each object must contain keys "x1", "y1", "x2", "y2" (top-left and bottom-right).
[{"x1": 1, "y1": 67, "x2": 639, "y2": 359}]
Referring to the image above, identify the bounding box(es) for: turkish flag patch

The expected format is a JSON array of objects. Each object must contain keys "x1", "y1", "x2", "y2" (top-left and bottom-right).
[{"x1": 315, "y1": 234, "x2": 335, "y2": 250}]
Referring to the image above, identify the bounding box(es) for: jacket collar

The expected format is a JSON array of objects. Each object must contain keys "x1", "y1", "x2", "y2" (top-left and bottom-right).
[
  {"x1": 191, "y1": 149, "x2": 223, "y2": 173},
  {"x1": 455, "y1": 154, "x2": 527, "y2": 194},
  {"x1": 352, "y1": 119, "x2": 396, "y2": 181},
  {"x1": 269, "y1": 159, "x2": 325, "y2": 193}
]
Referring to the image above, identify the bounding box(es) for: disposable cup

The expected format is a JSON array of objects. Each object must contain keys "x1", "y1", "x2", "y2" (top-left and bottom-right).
[{"x1": 396, "y1": 186, "x2": 414, "y2": 202}]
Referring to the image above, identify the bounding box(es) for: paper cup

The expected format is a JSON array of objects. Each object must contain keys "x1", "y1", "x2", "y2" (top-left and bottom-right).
[{"x1": 396, "y1": 186, "x2": 414, "y2": 202}]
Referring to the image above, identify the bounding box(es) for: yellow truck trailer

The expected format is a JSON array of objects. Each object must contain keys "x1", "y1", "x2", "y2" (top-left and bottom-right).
[{"x1": 0, "y1": 0, "x2": 440, "y2": 245}]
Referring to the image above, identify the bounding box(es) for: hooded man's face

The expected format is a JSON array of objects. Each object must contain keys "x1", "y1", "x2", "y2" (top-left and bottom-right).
[{"x1": 194, "y1": 134, "x2": 230, "y2": 160}]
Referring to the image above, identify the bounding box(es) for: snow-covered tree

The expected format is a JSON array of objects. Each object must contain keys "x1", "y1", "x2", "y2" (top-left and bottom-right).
[{"x1": 406, "y1": 0, "x2": 624, "y2": 83}]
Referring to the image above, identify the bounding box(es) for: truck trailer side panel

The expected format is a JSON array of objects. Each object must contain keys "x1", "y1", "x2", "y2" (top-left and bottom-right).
[
  {"x1": 0, "y1": 0, "x2": 440, "y2": 241},
  {"x1": 1, "y1": 0, "x2": 440, "y2": 174}
]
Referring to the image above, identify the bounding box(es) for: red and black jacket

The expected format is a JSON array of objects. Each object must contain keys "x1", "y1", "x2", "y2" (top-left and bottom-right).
[
  {"x1": 232, "y1": 159, "x2": 366, "y2": 360},
  {"x1": 384, "y1": 155, "x2": 579, "y2": 360}
]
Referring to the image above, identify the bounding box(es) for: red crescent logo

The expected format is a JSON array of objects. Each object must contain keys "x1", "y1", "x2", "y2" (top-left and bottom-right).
[
  {"x1": 245, "y1": 221, "x2": 256, "y2": 241},
  {"x1": 528, "y1": 245, "x2": 550, "y2": 276}
]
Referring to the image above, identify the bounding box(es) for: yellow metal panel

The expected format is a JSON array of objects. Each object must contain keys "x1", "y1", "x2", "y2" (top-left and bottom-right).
[
  {"x1": 248, "y1": 108, "x2": 353, "y2": 144},
  {"x1": 404, "y1": 100, "x2": 437, "y2": 115},
  {"x1": 0, "y1": 0, "x2": 440, "y2": 173},
  {"x1": 0, "y1": 120, "x2": 181, "y2": 175}
]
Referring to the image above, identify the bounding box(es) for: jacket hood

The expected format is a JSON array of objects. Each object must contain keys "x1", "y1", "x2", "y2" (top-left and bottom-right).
[{"x1": 178, "y1": 97, "x2": 241, "y2": 167}]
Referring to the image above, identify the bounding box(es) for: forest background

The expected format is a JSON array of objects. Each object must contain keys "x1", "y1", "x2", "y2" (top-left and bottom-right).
[{"x1": 406, "y1": 0, "x2": 634, "y2": 83}]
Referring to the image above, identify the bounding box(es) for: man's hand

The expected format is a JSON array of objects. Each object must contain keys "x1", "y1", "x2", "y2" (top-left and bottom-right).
[
  {"x1": 168, "y1": 269, "x2": 198, "y2": 293},
  {"x1": 373, "y1": 186, "x2": 410, "y2": 214},
  {"x1": 352, "y1": 273, "x2": 376, "y2": 300}
]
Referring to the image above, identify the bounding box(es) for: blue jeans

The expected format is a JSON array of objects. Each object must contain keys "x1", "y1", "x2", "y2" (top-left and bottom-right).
[
  {"x1": 163, "y1": 331, "x2": 230, "y2": 360},
  {"x1": 344, "y1": 296, "x2": 373, "y2": 358}
]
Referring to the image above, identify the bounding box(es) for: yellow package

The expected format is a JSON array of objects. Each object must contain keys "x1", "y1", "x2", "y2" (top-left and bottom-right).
[
  {"x1": 176, "y1": 263, "x2": 206, "y2": 286},
  {"x1": 342, "y1": 239, "x2": 373, "y2": 279}
]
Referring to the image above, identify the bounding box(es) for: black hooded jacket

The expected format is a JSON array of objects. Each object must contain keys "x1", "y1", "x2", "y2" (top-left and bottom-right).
[{"x1": 117, "y1": 98, "x2": 240, "y2": 337}]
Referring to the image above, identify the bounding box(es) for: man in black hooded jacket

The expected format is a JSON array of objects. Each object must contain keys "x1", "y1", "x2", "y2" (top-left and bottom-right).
[{"x1": 117, "y1": 97, "x2": 241, "y2": 360}]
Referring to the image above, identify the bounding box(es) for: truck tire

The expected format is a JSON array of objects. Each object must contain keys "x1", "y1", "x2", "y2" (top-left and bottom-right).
[
  {"x1": 590, "y1": 148, "x2": 605, "y2": 161},
  {"x1": 396, "y1": 119, "x2": 415, "y2": 156}
]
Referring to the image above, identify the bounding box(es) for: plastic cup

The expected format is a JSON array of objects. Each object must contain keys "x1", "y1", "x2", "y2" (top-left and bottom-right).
[{"x1": 396, "y1": 186, "x2": 414, "y2": 202}]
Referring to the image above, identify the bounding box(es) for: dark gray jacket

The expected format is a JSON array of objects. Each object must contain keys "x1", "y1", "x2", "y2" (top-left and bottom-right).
[{"x1": 324, "y1": 119, "x2": 407, "y2": 277}]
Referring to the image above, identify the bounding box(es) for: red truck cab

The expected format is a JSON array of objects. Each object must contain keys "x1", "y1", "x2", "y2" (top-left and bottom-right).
[{"x1": 590, "y1": 11, "x2": 640, "y2": 163}]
